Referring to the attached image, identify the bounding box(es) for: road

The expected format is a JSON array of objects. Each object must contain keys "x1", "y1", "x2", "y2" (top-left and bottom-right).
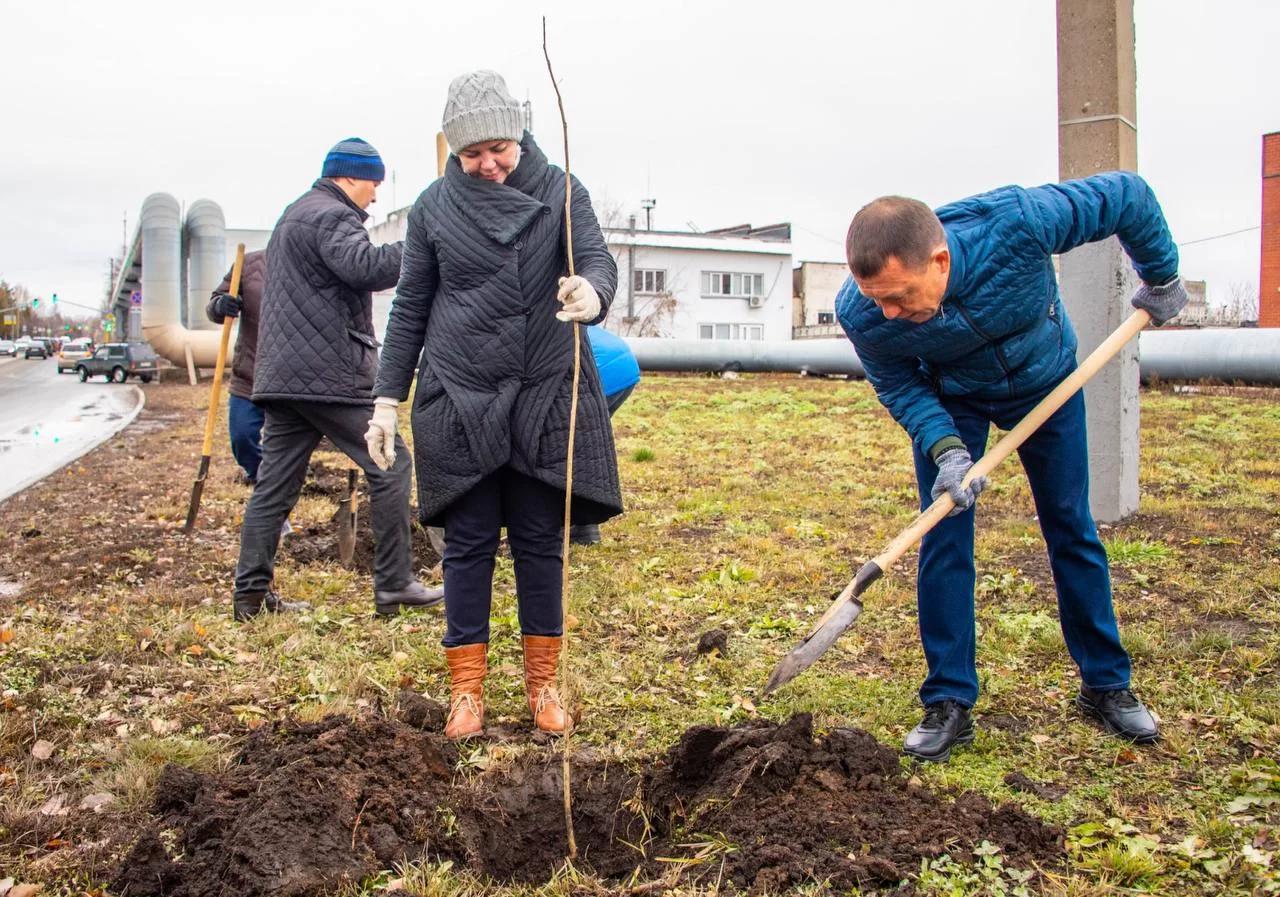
[{"x1": 0, "y1": 355, "x2": 144, "y2": 503}]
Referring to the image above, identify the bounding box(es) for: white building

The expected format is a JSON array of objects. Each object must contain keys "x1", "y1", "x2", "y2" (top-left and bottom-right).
[{"x1": 367, "y1": 212, "x2": 796, "y2": 343}]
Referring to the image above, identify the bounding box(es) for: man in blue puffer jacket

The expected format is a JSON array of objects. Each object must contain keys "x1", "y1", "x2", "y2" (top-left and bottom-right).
[{"x1": 836, "y1": 171, "x2": 1187, "y2": 762}]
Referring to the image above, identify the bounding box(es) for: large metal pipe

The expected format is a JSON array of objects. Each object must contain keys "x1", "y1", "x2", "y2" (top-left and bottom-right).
[
  {"x1": 626, "y1": 329, "x2": 1280, "y2": 385},
  {"x1": 139, "y1": 193, "x2": 227, "y2": 368},
  {"x1": 627, "y1": 337, "x2": 864, "y2": 377},
  {"x1": 1139, "y1": 328, "x2": 1280, "y2": 384},
  {"x1": 185, "y1": 199, "x2": 226, "y2": 332}
]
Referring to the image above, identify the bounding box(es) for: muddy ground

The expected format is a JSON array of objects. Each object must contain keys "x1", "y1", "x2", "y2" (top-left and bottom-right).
[{"x1": 113, "y1": 709, "x2": 1062, "y2": 896}]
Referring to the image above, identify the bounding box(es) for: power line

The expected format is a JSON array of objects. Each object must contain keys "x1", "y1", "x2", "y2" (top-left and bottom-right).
[{"x1": 1178, "y1": 224, "x2": 1266, "y2": 247}]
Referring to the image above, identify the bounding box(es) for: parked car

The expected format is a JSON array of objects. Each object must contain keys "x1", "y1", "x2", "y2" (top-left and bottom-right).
[
  {"x1": 56, "y1": 338, "x2": 95, "y2": 373},
  {"x1": 75, "y1": 342, "x2": 159, "y2": 383},
  {"x1": 0, "y1": 340, "x2": 15, "y2": 357},
  {"x1": 24, "y1": 338, "x2": 51, "y2": 359}
]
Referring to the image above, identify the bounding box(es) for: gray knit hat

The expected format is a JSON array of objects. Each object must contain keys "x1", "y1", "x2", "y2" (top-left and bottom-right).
[{"x1": 442, "y1": 70, "x2": 525, "y2": 152}]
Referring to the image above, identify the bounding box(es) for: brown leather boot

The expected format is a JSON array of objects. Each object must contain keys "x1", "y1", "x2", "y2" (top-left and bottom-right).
[
  {"x1": 522, "y1": 635, "x2": 568, "y2": 734},
  {"x1": 444, "y1": 643, "x2": 487, "y2": 739}
]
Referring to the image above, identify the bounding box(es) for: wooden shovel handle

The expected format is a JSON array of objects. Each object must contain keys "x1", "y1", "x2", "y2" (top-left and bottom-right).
[
  {"x1": 199, "y1": 244, "x2": 245, "y2": 457},
  {"x1": 872, "y1": 308, "x2": 1151, "y2": 576},
  {"x1": 808, "y1": 309, "x2": 1151, "y2": 637}
]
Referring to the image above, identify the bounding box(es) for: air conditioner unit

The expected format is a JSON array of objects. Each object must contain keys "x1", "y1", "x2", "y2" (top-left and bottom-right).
[{"x1": 748, "y1": 295, "x2": 765, "y2": 309}]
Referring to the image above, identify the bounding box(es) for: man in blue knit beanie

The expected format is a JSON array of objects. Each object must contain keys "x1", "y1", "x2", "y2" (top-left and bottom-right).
[{"x1": 229, "y1": 137, "x2": 445, "y2": 622}]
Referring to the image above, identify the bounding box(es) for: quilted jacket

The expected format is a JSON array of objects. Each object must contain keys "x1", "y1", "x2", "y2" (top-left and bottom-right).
[
  {"x1": 375, "y1": 133, "x2": 623, "y2": 525},
  {"x1": 836, "y1": 171, "x2": 1179, "y2": 456},
  {"x1": 253, "y1": 179, "x2": 403, "y2": 405},
  {"x1": 206, "y1": 249, "x2": 265, "y2": 399}
]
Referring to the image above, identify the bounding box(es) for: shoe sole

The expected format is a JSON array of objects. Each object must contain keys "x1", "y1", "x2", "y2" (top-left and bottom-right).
[
  {"x1": 374, "y1": 598, "x2": 445, "y2": 617},
  {"x1": 903, "y1": 726, "x2": 975, "y2": 763},
  {"x1": 1076, "y1": 700, "x2": 1161, "y2": 744}
]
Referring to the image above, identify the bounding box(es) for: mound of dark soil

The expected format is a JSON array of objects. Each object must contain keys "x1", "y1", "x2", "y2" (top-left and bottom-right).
[{"x1": 113, "y1": 711, "x2": 1062, "y2": 896}]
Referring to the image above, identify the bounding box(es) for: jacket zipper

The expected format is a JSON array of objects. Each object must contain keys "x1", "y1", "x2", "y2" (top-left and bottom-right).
[{"x1": 953, "y1": 303, "x2": 1015, "y2": 397}]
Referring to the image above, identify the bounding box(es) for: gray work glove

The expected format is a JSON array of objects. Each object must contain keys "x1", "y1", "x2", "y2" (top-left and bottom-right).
[
  {"x1": 931, "y1": 447, "x2": 989, "y2": 517},
  {"x1": 210, "y1": 292, "x2": 243, "y2": 320},
  {"x1": 1130, "y1": 276, "x2": 1187, "y2": 326}
]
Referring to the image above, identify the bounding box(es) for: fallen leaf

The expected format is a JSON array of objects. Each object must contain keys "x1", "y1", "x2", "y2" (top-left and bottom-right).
[
  {"x1": 44, "y1": 839, "x2": 69, "y2": 848},
  {"x1": 78, "y1": 793, "x2": 114, "y2": 812},
  {"x1": 31, "y1": 740, "x2": 55, "y2": 761},
  {"x1": 392, "y1": 651, "x2": 410, "y2": 664},
  {"x1": 741, "y1": 698, "x2": 757, "y2": 713},
  {"x1": 10, "y1": 884, "x2": 43, "y2": 897},
  {"x1": 566, "y1": 613, "x2": 580, "y2": 630},
  {"x1": 184, "y1": 644, "x2": 204, "y2": 656},
  {"x1": 1030, "y1": 734, "x2": 1052, "y2": 745},
  {"x1": 0, "y1": 629, "x2": 14, "y2": 644},
  {"x1": 38, "y1": 795, "x2": 66, "y2": 816}
]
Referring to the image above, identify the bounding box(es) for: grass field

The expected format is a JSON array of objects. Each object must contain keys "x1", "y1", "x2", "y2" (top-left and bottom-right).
[{"x1": 1, "y1": 374, "x2": 1278, "y2": 895}]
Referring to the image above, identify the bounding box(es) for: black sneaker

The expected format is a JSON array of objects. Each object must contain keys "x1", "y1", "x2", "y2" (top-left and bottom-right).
[
  {"x1": 1076, "y1": 686, "x2": 1161, "y2": 744},
  {"x1": 903, "y1": 700, "x2": 975, "y2": 763},
  {"x1": 233, "y1": 590, "x2": 310, "y2": 622},
  {"x1": 374, "y1": 581, "x2": 445, "y2": 617}
]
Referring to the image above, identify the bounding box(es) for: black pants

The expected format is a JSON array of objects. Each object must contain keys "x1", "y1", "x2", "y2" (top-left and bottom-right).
[
  {"x1": 234, "y1": 401, "x2": 413, "y2": 598},
  {"x1": 441, "y1": 467, "x2": 564, "y2": 647}
]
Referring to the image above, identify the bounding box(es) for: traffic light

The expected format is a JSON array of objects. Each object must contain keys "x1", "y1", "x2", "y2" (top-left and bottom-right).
[
  {"x1": 52, "y1": 294, "x2": 58, "y2": 306},
  {"x1": 31, "y1": 297, "x2": 38, "y2": 309}
]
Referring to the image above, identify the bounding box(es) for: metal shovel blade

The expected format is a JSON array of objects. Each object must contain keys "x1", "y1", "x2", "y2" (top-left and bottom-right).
[
  {"x1": 337, "y1": 469, "x2": 357, "y2": 566},
  {"x1": 764, "y1": 598, "x2": 863, "y2": 694},
  {"x1": 764, "y1": 559, "x2": 883, "y2": 695}
]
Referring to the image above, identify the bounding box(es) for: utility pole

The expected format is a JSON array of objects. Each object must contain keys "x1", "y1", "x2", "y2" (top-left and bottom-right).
[{"x1": 1056, "y1": 0, "x2": 1139, "y2": 522}]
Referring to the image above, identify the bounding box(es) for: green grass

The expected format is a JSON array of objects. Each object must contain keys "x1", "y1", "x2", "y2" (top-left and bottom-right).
[{"x1": 2, "y1": 376, "x2": 1280, "y2": 894}]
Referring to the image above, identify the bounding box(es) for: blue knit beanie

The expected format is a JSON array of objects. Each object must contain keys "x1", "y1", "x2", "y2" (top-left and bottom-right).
[{"x1": 321, "y1": 137, "x2": 386, "y2": 181}]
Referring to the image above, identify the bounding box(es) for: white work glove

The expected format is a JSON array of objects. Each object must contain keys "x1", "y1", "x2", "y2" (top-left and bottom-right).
[
  {"x1": 555, "y1": 275, "x2": 601, "y2": 323},
  {"x1": 365, "y1": 397, "x2": 399, "y2": 471}
]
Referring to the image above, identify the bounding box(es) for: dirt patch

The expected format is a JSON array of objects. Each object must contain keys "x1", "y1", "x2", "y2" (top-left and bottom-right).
[{"x1": 112, "y1": 712, "x2": 1062, "y2": 895}]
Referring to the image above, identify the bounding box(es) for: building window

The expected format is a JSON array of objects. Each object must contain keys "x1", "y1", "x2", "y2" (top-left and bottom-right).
[
  {"x1": 817, "y1": 312, "x2": 835, "y2": 324},
  {"x1": 702, "y1": 271, "x2": 764, "y2": 298},
  {"x1": 699, "y1": 323, "x2": 764, "y2": 341},
  {"x1": 633, "y1": 268, "x2": 666, "y2": 294}
]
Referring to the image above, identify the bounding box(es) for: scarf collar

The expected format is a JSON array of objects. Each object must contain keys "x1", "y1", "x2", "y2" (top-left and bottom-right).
[{"x1": 442, "y1": 132, "x2": 551, "y2": 245}]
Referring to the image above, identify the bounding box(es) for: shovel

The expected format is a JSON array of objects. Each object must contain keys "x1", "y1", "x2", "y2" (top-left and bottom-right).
[
  {"x1": 337, "y1": 463, "x2": 359, "y2": 566},
  {"x1": 183, "y1": 243, "x2": 245, "y2": 534},
  {"x1": 764, "y1": 309, "x2": 1152, "y2": 694}
]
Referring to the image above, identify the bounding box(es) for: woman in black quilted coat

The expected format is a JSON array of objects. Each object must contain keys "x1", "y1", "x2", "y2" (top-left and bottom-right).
[{"x1": 370, "y1": 70, "x2": 622, "y2": 740}]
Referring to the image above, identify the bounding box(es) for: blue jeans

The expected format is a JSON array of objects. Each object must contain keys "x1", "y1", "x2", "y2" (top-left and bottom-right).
[
  {"x1": 229, "y1": 395, "x2": 265, "y2": 482},
  {"x1": 911, "y1": 386, "x2": 1132, "y2": 708}
]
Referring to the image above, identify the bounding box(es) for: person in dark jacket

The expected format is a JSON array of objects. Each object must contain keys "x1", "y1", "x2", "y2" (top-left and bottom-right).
[
  {"x1": 207, "y1": 250, "x2": 267, "y2": 483},
  {"x1": 232, "y1": 138, "x2": 444, "y2": 623},
  {"x1": 836, "y1": 172, "x2": 1187, "y2": 762},
  {"x1": 369, "y1": 71, "x2": 622, "y2": 739}
]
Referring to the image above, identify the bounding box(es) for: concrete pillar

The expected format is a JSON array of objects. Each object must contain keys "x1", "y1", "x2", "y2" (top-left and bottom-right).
[{"x1": 1056, "y1": 0, "x2": 1139, "y2": 522}]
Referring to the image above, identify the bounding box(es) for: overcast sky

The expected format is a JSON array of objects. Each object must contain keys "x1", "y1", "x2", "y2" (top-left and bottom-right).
[{"x1": 2, "y1": 0, "x2": 1276, "y2": 320}]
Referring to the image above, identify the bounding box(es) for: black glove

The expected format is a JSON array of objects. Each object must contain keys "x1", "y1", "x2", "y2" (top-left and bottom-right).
[
  {"x1": 210, "y1": 292, "x2": 243, "y2": 320},
  {"x1": 931, "y1": 447, "x2": 988, "y2": 517},
  {"x1": 1130, "y1": 276, "x2": 1187, "y2": 326}
]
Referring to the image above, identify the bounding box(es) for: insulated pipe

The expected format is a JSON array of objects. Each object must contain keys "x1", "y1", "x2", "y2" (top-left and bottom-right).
[
  {"x1": 626, "y1": 337, "x2": 865, "y2": 377},
  {"x1": 1139, "y1": 328, "x2": 1280, "y2": 384},
  {"x1": 185, "y1": 199, "x2": 227, "y2": 332},
  {"x1": 626, "y1": 329, "x2": 1280, "y2": 385},
  {"x1": 140, "y1": 193, "x2": 227, "y2": 368}
]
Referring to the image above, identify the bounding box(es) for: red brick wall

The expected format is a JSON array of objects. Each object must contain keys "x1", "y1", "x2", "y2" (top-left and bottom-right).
[{"x1": 1261, "y1": 132, "x2": 1280, "y2": 328}]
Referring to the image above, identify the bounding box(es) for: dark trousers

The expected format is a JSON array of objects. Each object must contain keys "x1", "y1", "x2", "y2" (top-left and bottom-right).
[
  {"x1": 234, "y1": 401, "x2": 413, "y2": 598},
  {"x1": 911, "y1": 386, "x2": 1131, "y2": 708},
  {"x1": 441, "y1": 467, "x2": 564, "y2": 647},
  {"x1": 228, "y1": 394, "x2": 265, "y2": 482}
]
